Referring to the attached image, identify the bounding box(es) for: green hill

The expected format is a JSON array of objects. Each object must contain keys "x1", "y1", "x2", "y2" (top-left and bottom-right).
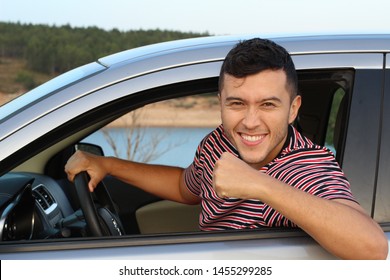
[
  {"x1": 0, "y1": 22, "x2": 209, "y2": 104},
  {"x1": 0, "y1": 57, "x2": 54, "y2": 104}
]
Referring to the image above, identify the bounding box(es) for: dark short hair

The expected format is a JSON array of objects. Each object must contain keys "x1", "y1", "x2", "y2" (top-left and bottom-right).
[{"x1": 219, "y1": 38, "x2": 298, "y2": 99}]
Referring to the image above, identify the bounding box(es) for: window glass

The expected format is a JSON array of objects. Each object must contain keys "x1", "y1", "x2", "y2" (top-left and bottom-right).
[
  {"x1": 325, "y1": 88, "x2": 346, "y2": 154},
  {"x1": 297, "y1": 69, "x2": 353, "y2": 163}
]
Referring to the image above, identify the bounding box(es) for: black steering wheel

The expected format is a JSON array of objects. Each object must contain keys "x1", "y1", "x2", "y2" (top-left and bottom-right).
[{"x1": 73, "y1": 171, "x2": 124, "y2": 237}]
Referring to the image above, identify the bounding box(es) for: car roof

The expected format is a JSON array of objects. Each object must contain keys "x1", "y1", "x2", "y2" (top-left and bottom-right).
[{"x1": 98, "y1": 33, "x2": 390, "y2": 68}]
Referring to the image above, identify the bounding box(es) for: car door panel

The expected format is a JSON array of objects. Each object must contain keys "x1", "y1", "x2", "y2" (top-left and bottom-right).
[
  {"x1": 343, "y1": 69, "x2": 383, "y2": 214},
  {"x1": 374, "y1": 61, "x2": 390, "y2": 223},
  {"x1": 0, "y1": 230, "x2": 336, "y2": 260}
]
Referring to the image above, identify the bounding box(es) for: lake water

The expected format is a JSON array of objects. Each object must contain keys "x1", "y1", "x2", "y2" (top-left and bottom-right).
[{"x1": 82, "y1": 127, "x2": 215, "y2": 168}]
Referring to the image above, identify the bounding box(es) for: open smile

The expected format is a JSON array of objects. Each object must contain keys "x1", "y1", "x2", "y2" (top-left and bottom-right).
[{"x1": 239, "y1": 133, "x2": 266, "y2": 146}]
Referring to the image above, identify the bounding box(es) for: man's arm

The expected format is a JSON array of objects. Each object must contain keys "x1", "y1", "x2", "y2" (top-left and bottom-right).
[
  {"x1": 65, "y1": 150, "x2": 200, "y2": 205},
  {"x1": 213, "y1": 152, "x2": 388, "y2": 260}
]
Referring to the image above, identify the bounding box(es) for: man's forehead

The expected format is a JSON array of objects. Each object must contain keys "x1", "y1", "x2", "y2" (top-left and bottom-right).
[
  {"x1": 222, "y1": 70, "x2": 287, "y2": 87},
  {"x1": 220, "y1": 70, "x2": 292, "y2": 101},
  {"x1": 223, "y1": 74, "x2": 246, "y2": 88}
]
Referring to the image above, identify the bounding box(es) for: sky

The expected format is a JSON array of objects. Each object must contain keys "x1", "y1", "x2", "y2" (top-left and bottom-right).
[{"x1": 1, "y1": 0, "x2": 390, "y2": 36}]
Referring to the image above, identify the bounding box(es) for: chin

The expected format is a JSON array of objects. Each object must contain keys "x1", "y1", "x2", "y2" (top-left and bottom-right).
[{"x1": 239, "y1": 154, "x2": 266, "y2": 167}]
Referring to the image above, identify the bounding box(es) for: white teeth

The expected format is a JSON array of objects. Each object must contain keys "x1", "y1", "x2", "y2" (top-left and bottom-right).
[{"x1": 241, "y1": 134, "x2": 263, "y2": 142}]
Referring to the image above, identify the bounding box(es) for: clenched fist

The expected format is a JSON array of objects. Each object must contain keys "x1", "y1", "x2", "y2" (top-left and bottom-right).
[{"x1": 212, "y1": 152, "x2": 266, "y2": 200}]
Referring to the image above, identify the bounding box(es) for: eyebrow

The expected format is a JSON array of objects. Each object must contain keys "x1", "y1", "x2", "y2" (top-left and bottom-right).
[
  {"x1": 225, "y1": 96, "x2": 244, "y2": 102},
  {"x1": 261, "y1": 96, "x2": 283, "y2": 103},
  {"x1": 225, "y1": 96, "x2": 283, "y2": 103}
]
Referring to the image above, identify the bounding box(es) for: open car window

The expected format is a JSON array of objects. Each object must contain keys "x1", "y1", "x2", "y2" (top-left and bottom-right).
[{"x1": 83, "y1": 93, "x2": 220, "y2": 168}]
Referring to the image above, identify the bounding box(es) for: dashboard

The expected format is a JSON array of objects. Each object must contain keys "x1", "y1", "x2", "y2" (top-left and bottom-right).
[{"x1": 0, "y1": 172, "x2": 84, "y2": 241}]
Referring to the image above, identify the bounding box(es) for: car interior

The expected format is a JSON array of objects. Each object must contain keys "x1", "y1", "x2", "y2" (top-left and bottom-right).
[{"x1": 0, "y1": 68, "x2": 354, "y2": 241}]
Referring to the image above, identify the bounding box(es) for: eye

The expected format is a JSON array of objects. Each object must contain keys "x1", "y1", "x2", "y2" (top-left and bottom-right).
[
  {"x1": 226, "y1": 100, "x2": 245, "y2": 108},
  {"x1": 262, "y1": 102, "x2": 276, "y2": 108}
]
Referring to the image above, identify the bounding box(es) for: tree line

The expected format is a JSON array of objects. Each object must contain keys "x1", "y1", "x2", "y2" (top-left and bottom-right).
[{"x1": 0, "y1": 22, "x2": 209, "y2": 75}]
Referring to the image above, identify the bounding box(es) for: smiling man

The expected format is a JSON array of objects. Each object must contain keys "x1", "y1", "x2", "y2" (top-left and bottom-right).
[{"x1": 65, "y1": 38, "x2": 388, "y2": 259}]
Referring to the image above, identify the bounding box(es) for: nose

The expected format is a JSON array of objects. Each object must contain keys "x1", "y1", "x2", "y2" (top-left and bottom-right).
[{"x1": 242, "y1": 107, "x2": 261, "y2": 129}]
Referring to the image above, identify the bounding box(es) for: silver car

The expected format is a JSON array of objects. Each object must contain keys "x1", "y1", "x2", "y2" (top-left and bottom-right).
[{"x1": 0, "y1": 34, "x2": 389, "y2": 259}]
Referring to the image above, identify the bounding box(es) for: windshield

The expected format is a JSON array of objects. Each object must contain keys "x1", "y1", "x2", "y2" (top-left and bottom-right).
[{"x1": 0, "y1": 62, "x2": 106, "y2": 122}]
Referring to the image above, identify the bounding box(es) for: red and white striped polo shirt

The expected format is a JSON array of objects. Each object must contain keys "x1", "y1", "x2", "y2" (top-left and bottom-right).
[{"x1": 184, "y1": 124, "x2": 356, "y2": 231}]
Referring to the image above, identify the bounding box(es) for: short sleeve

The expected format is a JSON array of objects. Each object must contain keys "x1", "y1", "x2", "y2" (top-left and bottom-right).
[{"x1": 183, "y1": 138, "x2": 207, "y2": 197}]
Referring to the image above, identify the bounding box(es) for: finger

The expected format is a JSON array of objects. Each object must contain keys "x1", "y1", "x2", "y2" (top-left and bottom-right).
[
  {"x1": 67, "y1": 173, "x2": 75, "y2": 183},
  {"x1": 64, "y1": 158, "x2": 77, "y2": 181},
  {"x1": 88, "y1": 176, "x2": 99, "y2": 192},
  {"x1": 88, "y1": 182, "x2": 95, "y2": 193},
  {"x1": 64, "y1": 166, "x2": 75, "y2": 182}
]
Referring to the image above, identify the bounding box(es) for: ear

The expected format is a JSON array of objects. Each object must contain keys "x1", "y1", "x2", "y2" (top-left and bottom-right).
[{"x1": 288, "y1": 95, "x2": 301, "y2": 124}]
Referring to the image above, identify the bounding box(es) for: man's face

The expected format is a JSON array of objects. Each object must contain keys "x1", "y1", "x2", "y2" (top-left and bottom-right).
[{"x1": 219, "y1": 69, "x2": 301, "y2": 169}]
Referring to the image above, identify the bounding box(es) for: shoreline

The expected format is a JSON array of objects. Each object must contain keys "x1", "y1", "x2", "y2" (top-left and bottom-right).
[
  {"x1": 106, "y1": 96, "x2": 221, "y2": 128},
  {"x1": 1, "y1": 93, "x2": 222, "y2": 128},
  {"x1": 107, "y1": 108, "x2": 221, "y2": 128}
]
